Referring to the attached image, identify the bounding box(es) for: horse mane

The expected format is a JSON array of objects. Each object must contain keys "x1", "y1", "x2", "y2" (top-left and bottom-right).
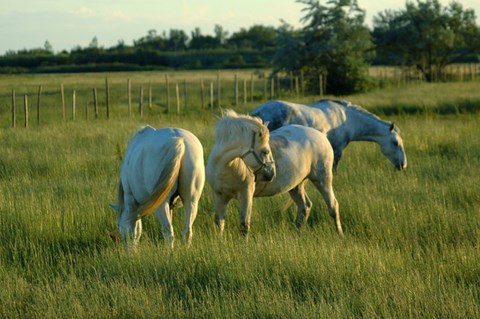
[
  {"x1": 215, "y1": 109, "x2": 269, "y2": 145},
  {"x1": 323, "y1": 99, "x2": 399, "y2": 132}
]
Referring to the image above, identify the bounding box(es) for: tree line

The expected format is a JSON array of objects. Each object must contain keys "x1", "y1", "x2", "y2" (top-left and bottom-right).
[{"x1": 1, "y1": 0, "x2": 480, "y2": 95}]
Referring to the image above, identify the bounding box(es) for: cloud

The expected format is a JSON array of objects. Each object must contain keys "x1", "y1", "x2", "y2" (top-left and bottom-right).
[
  {"x1": 108, "y1": 10, "x2": 134, "y2": 23},
  {"x1": 72, "y1": 6, "x2": 97, "y2": 17},
  {"x1": 69, "y1": 6, "x2": 133, "y2": 24}
]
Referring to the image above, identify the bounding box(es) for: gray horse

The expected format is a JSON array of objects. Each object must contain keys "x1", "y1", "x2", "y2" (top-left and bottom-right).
[{"x1": 251, "y1": 99, "x2": 407, "y2": 171}]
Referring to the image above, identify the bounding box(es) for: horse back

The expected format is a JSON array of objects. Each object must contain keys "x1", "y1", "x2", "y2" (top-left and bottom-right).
[
  {"x1": 270, "y1": 125, "x2": 333, "y2": 166},
  {"x1": 251, "y1": 100, "x2": 311, "y2": 130},
  {"x1": 252, "y1": 100, "x2": 345, "y2": 133}
]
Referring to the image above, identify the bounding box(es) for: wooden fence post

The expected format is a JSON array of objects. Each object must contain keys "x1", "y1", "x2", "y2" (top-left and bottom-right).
[
  {"x1": 93, "y1": 88, "x2": 98, "y2": 119},
  {"x1": 250, "y1": 73, "x2": 255, "y2": 102},
  {"x1": 234, "y1": 74, "x2": 238, "y2": 108},
  {"x1": 217, "y1": 71, "x2": 221, "y2": 108},
  {"x1": 24, "y1": 95, "x2": 29, "y2": 128},
  {"x1": 243, "y1": 79, "x2": 247, "y2": 108},
  {"x1": 319, "y1": 74, "x2": 323, "y2": 97},
  {"x1": 37, "y1": 85, "x2": 42, "y2": 126},
  {"x1": 200, "y1": 79, "x2": 205, "y2": 109},
  {"x1": 11, "y1": 89, "x2": 16, "y2": 128},
  {"x1": 61, "y1": 83, "x2": 65, "y2": 121},
  {"x1": 270, "y1": 77, "x2": 274, "y2": 99},
  {"x1": 139, "y1": 86, "x2": 144, "y2": 117},
  {"x1": 148, "y1": 81, "x2": 152, "y2": 109},
  {"x1": 128, "y1": 78, "x2": 132, "y2": 116},
  {"x1": 290, "y1": 72, "x2": 294, "y2": 94},
  {"x1": 295, "y1": 76, "x2": 299, "y2": 98},
  {"x1": 210, "y1": 81, "x2": 214, "y2": 111},
  {"x1": 323, "y1": 72, "x2": 327, "y2": 95},
  {"x1": 300, "y1": 71, "x2": 305, "y2": 97},
  {"x1": 105, "y1": 77, "x2": 110, "y2": 119},
  {"x1": 72, "y1": 90, "x2": 76, "y2": 121},
  {"x1": 183, "y1": 79, "x2": 188, "y2": 113},
  {"x1": 276, "y1": 75, "x2": 280, "y2": 98},
  {"x1": 165, "y1": 74, "x2": 170, "y2": 113},
  {"x1": 263, "y1": 73, "x2": 267, "y2": 100},
  {"x1": 175, "y1": 82, "x2": 180, "y2": 115}
]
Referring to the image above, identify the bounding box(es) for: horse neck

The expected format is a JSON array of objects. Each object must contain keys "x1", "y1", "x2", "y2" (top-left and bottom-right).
[
  {"x1": 210, "y1": 141, "x2": 250, "y2": 176},
  {"x1": 346, "y1": 107, "x2": 390, "y2": 142}
]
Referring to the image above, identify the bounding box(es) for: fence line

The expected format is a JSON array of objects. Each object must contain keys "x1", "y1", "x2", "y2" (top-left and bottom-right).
[{"x1": 6, "y1": 65, "x2": 480, "y2": 128}]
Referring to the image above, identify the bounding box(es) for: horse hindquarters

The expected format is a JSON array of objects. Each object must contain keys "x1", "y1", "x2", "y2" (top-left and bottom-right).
[{"x1": 119, "y1": 137, "x2": 186, "y2": 250}]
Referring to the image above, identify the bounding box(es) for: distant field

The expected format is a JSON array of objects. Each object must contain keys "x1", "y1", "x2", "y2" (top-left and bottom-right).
[
  {"x1": 0, "y1": 71, "x2": 479, "y2": 318},
  {"x1": 2, "y1": 69, "x2": 480, "y2": 128}
]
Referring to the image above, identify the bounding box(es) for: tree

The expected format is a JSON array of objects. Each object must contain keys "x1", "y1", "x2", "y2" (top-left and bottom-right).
[
  {"x1": 373, "y1": 0, "x2": 480, "y2": 81},
  {"x1": 228, "y1": 25, "x2": 277, "y2": 50},
  {"x1": 273, "y1": 22, "x2": 304, "y2": 73},
  {"x1": 134, "y1": 29, "x2": 167, "y2": 50},
  {"x1": 189, "y1": 27, "x2": 221, "y2": 50},
  {"x1": 214, "y1": 24, "x2": 229, "y2": 46},
  {"x1": 89, "y1": 36, "x2": 99, "y2": 49},
  {"x1": 274, "y1": 0, "x2": 375, "y2": 95},
  {"x1": 167, "y1": 29, "x2": 189, "y2": 51},
  {"x1": 44, "y1": 40, "x2": 53, "y2": 53}
]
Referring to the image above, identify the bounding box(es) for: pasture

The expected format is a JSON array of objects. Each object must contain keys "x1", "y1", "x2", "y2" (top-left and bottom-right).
[{"x1": 0, "y1": 72, "x2": 479, "y2": 318}]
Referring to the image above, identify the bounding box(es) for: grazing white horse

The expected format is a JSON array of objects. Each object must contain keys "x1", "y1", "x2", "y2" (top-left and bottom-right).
[
  {"x1": 110, "y1": 126, "x2": 205, "y2": 251},
  {"x1": 251, "y1": 99, "x2": 407, "y2": 171},
  {"x1": 207, "y1": 110, "x2": 343, "y2": 235}
]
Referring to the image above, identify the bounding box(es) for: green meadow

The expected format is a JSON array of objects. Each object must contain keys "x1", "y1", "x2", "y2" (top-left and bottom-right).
[{"x1": 0, "y1": 72, "x2": 479, "y2": 318}]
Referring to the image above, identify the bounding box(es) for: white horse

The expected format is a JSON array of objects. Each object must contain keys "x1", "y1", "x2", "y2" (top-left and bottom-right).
[
  {"x1": 251, "y1": 99, "x2": 407, "y2": 171},
  {"x1": 207, "y1": 110, "x2": 343, "y2": 236},
  {"x1": 206, "y1": 110, "x2": 276, "y2": 235},
  {"x1": 110, "y1": 126, "x2": 205, "y2": 251}
]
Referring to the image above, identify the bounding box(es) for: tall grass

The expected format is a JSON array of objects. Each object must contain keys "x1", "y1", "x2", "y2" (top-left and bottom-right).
[{"x1": 0, "y1": 73, "x2": 479, "y2": 318}]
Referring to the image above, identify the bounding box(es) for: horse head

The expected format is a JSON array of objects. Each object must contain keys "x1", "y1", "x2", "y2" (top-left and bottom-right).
[
  {"x1": 378, "y1": 123, "x2": 407, "y2": 170},
  {"x1": 240, "y1": 124, "x2": 276, "y2": 182},
  {"x1": 218, "y1": 110, "x2": 276, "y2": 181}
]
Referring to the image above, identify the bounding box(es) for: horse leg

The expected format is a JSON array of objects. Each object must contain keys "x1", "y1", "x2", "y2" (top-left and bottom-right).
[
  {"x1": 312, "y1": 177, "x2": 343, "y2": 236},
  {"x1": 179, "y1": 166, "x2": 205, "y2": 245},
  {"x1": 238, "y1": 186, "x2": 255, "y2": 235},
  {"x1": 288, "y1": 181, "x2": 312, "y2": 229},
  {"x1": 181, "y1": 198, "x2": 200, "y2": 245},
  {"x1": 117, "y1": 196, "x2": 143, "y2": 252},
  {"x1": 213, "y1": 192, "x2": 230, "y2": 233},
  {"x1": 155, "y1": 203, "x2": 175, "y2": 248}
]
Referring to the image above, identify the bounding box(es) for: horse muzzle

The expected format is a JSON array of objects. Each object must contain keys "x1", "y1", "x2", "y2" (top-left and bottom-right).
[
  {"x1": 395, "y1": 160, "x2": 407, "y2": 171},
  {"x1": 256, "y1": 163, "x2": 276, "y2": 182}
]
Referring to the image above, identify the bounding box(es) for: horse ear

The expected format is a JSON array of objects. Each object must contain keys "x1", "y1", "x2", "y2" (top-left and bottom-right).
[
  {"x1": 263, "y1": 121, "x2": 270, "y2": 127},
  {"x1": 390, "y1": 123, "x2": 395, "y2": 131}
]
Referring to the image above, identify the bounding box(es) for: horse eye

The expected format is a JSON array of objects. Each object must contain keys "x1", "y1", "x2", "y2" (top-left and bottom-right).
[{"x1": 263, "y1": 149, "x2": 270, "y2": 156}]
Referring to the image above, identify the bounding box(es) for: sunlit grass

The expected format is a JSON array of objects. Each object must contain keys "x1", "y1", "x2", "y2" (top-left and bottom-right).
[{"x1": 0, "y1": 73, "x2": 479, "y2": 318}]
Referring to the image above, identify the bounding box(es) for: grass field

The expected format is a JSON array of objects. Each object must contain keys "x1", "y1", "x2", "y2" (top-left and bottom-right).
[{"x1": 0, "y1": 72, "x2": 479, "y2": 318}]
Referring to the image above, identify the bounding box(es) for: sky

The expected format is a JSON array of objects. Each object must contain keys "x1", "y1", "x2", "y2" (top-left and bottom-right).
[{"x1": 1, "y1": 0, "x2": 479, "y2": 54}]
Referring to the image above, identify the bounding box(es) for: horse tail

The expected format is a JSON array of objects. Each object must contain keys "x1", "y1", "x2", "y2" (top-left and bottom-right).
[{"x1": 135, "y1": 137, "x2": 185, "y2": 217}]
